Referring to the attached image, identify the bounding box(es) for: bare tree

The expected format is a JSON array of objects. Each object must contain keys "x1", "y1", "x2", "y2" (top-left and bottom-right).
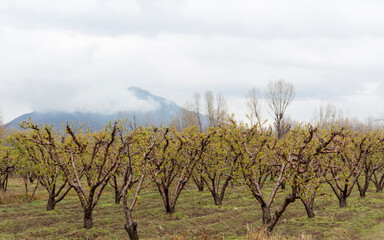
[
  {"x1": 265, "y1": 80, "x2": 295, "y2": 139},
  {"x1": 282, "y1": 115, "x2": 299, "y2": 136},
  {"x1": 205, "y1": 91, "x2": 227, "y2": 128},
  {"x1": 181, "y1": 108, "x2": 195, "y2": 129},
  {"x1": 205, "y1": 91, "x2": 215, "y2": 127},
  {"x1": 168, "y1": 112, "x2": 183, "y2": 132},
  {"x1": 182, "y1": 93, "x2": 203, "y2": 131},
  {"x1": 192, "y1": 93, "x2": 203, "y2": 131},
  {"x1": 312, "y1": 103, "x2": 344, "y2": 130},
  {"x1": 246, "y1": 87, "x2": 263, "y2": 128}
]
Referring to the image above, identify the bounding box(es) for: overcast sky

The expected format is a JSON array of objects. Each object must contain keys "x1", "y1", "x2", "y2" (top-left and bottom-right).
[{"x1": 1, "y1": 0, "x2": 384, "y2": 123}]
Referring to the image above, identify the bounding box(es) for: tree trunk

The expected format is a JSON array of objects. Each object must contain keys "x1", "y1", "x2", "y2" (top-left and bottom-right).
[
  {"x1": 327, "y1": 181, "x2": 350, "y2": 208},
  {"x1": 157, "y1": 184, "x2": 175, "y2": 214},
  {"x1": 23, "y1": 177, "x2": 39, "y2": 203},
  {"x1": 261, "y1": 205, "x2": 271, "y2": 225},
  {"x1": 301, "y1": 199, "x2": 315, "y2": 218},
  {"x1": 276, "y1": 119, "x2": 282, "y2": 140},
  {"x1": 47, "y1": 196, "x2": 56, "y2": 211},
  {"x1": 165, "y1": 204, "x2": 175, "y2": 214},
  {"x1": 265, "y1": 194, "x2": 296, "y2": 232},
  {"x1": 0, "y1": 181, "x2": 6, "y2": 192},
  {"x1": 281, "y1": 182, "x2": 286, "y2": 190},
  {"x1": 375, "y1": 183, "x2": 383, "y2": 193},
  {"x1": 359, "y1": 191, "x2": 366, "y2": 198},
  {"x1": 338, "y1": 196, "x2": 347, "y2": 208},
  {"x1": 111, "y1": 175, "x2": 123, "y2": 204},
  {"x1": 357, "y1": 180, "x2": 366, "y2": 198},
  {"x1": 0, "y1": 173, "x2": 8, "y2": 192},
  {"x1": 197, "y1": 176, "x2": 204, "y2": 192},
  {"x1": 269, "y1": 171, "x2": 276, "y2": 182},
  {"x1": 125, "y1": 222, "x2": 139, "y2": 240},
  {"x1": 209, "y1": 181, "x2": 225, "y2": 206},
  {"x1": 115, "y1": 190, "x2": 122, "y2": 204},
  {"x1": 205, "y1": 176, "x2": 232, "y2": 206},
  {"x1": 193, "y1": 174, "x2": 204, "y2": 192},
  {"x1": 213, "y1": 195, "x2": 222, "y2": 206},
  {"x1": 29, "y1": 175, "x2": 36, "y2": 183},
  {"x1": 357, "y1": 176, "x2": 370, "y2": 198},
  {"x1": 371, "y1": 172, "x2": 384, "y2": 193},
  {"x1": 83, "y1": 208, "x2": 93, "y2": 229}
]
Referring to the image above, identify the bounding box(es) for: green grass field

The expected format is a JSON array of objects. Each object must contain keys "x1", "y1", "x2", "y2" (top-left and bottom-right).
[{"x1": 1, "y1": 177, "x2": 384, "y2": 239}]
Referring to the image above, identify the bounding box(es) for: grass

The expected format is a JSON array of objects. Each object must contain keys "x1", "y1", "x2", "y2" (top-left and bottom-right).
[{"x1": 1, "y1": 177, "x2": 384, "y2": 239}]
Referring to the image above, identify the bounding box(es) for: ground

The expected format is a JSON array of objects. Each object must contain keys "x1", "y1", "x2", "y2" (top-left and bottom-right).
[{"x1": 1, "y1": 177, "x2": 384, "y2": 239}]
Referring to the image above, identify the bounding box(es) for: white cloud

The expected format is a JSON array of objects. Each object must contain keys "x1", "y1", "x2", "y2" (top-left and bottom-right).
[
  {"x1": 2, "y1": 0, "x2": 98, "y2": 13},
  {"x1": 0, "y1": 0, "x2": 383, "y2": 124}
]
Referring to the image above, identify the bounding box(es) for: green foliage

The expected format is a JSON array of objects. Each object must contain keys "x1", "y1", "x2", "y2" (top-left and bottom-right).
[{"x1": 3, "y1": 118, "x2": 384, "y2": 236}]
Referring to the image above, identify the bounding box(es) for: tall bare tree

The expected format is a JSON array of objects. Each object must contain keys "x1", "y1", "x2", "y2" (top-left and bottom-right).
[
  {"x1": 312, "y1": 103, "x2": 344, "y2": 130},
  {"x1": 192, "y1": 93, "x2": 203, "y2": 131},
  {"x1": 246, "y1": 87, "x2": 263, "y2": 129},
  {"x1": 205, "y1": 91, "x2": 227, "y2": 128},
  {"x1": 182, "y1": 93, "x2": 203, "y2": 131},
  {"x1": 265, "y1": 80, "x2": 295, "y2": 139}
]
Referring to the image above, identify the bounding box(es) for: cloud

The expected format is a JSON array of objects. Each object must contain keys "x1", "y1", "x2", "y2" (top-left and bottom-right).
[
  {"x1": 3, "y1": 79, "x2": 160, "y2": 116},
  {"x1": 3, "y1": 0, "x2": 384, "y2": 38},
  {"x1": 1, "y1": 0, "x2": 383, "y2": 124}
]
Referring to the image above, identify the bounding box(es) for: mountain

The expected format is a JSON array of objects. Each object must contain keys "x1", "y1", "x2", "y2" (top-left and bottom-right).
[
  {"x1": 6, "y1": 87, "x2": 184, "y2": 131},
  {"x1": 126, "y1": 86, "x2": 182, "y2": 123},
  {"x1": 6, "y1": 111, "x2": 118, "y2": 131}
]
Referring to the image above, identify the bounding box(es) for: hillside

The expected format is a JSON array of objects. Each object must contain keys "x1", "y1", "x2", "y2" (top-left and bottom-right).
[{"x1": 6, "y1": 87, "x2": 184, "y2": 131}]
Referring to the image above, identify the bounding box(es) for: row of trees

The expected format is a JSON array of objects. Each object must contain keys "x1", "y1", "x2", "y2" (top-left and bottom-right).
[
  {"x1": 181, "y1": 80, "x2": 296, "y2": 136},
  {"x1": 1, "y1": 80, "x2": 384, "y2": 239},
  {"x1": 1, "y1": 117, "x2": 384, "y2": 239},
  {"x1": 181, "y1": 80, "x2": 382, "y2": 139}
]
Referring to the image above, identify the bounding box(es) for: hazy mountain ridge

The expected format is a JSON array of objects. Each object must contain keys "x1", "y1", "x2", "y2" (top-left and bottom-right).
[{"x1": 6, "y1": 87, "x2": 184, "y2": 131}]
